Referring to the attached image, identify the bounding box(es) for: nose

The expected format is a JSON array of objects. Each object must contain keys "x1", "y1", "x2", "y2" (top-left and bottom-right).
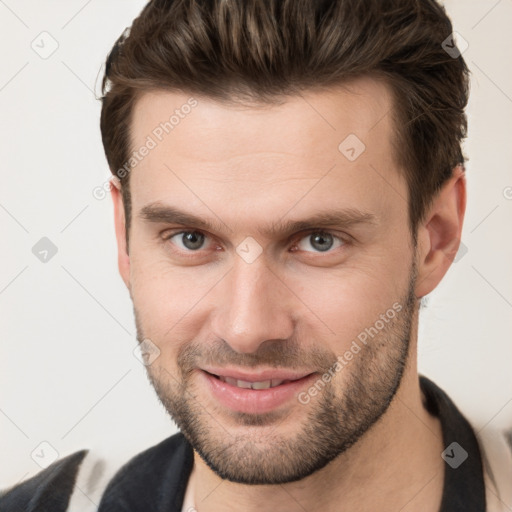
[{"x1": 211, "y1": 255, "x2": 295, "y2": 354}]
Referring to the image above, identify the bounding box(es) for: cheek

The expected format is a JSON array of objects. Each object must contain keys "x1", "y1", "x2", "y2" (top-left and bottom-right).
[
  {"x1": 290, "y1": 259, "x2": 411, "y2": 352},
  {"x1": 129, "y1": 249, "x2": 222, "y2": 341}
]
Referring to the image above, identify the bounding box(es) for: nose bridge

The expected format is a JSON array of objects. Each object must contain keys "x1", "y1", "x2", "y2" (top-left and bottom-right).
[{"x1": 212, "y1": 255, "x2": 294, "y2": 354}]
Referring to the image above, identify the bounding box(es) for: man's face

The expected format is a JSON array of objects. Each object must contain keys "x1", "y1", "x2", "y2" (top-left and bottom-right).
[{"x1": 119, "y1": 77, "x2": 418, "y2": 484}]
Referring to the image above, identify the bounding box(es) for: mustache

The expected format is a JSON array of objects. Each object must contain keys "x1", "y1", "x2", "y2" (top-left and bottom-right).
[{"x1": 176, "y1": 338, "x2": 338, "y2": 375}]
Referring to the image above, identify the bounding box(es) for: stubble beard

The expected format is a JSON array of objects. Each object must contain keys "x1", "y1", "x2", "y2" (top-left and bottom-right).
[{"x1": 137, "y1": 266, "x2": 418, "y2": 485}]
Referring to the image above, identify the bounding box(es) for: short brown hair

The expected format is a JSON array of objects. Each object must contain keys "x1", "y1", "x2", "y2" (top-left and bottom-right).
[{"x1": 100, "y1": 0, "x2": 469, "y2": 247}]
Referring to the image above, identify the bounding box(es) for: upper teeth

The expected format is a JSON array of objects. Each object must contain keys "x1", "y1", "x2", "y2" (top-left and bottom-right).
[{"x1": 219, "y1": 376, "x2": 288, "y2": 389}]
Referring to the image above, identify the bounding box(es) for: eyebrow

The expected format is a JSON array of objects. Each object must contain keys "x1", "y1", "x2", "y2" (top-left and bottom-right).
[{"x1": 138, "y1": 202, "x2": 377, "y2": 238}]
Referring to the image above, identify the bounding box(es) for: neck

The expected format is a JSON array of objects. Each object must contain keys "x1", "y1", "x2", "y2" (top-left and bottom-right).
[{"x1": 190, "y1": 328, "x2": 445, "y2": 511}]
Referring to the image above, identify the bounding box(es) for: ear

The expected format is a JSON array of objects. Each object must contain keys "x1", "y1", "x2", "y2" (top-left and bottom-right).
[
  {"x1": 110, "y1": 177, "x2": 131, "y2": 290},
  {"x1": 415, "y1": 165, "x2": 467, "y2": 298}
]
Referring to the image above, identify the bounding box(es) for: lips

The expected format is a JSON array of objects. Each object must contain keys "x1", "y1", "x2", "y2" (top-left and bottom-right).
[{"x1": 200, "y1": 367, "x2": 317, "y2": 414}]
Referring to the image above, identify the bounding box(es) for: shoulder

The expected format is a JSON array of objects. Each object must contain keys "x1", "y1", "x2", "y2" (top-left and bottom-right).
[
  {"x1": 0, "y1": 433, "x2": 193, "y2": 512},
  {"x1": 476, "y1": 426, "x2": 512, "y2": 511},
  {"x1": 0, "y1": 449, "x2": 88, "y2": 512},
  {"x1": 97, "y1": 432, "x2": 193, "y2": 512},
  {"x1": 420, "y1": 376, "x2": 512, "y2": 511}
]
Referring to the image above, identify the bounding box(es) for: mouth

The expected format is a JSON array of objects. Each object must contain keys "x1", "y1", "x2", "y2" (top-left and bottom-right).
[{"x1": 199, "y1": 368, "x2": 318, "y2": 414}]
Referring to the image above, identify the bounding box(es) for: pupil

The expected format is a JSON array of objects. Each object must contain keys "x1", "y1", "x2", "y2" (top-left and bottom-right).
[
  {"x1": 311, "y1": 232, "x2": 333, "y2": 252},
  {"x1": 183, "y1": 232, "x2": 204, "y2": 250}
]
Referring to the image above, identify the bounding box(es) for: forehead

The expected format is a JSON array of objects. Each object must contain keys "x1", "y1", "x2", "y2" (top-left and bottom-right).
[
  {"x1": 130, "y1": 76, "x2": 395, "y2": 161},
  {"x1": 127, "y1": 77, "x2": 403, "y2": 227}
]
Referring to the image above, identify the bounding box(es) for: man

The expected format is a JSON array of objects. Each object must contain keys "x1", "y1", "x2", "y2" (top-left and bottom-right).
[{"x1": 2, "y1": 0, "x2": 511, "y2": 510}]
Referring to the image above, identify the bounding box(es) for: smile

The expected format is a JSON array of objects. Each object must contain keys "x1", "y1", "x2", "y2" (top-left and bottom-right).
[{"x1": 200, "y1": 368, "x2": 318, "y2": 414}]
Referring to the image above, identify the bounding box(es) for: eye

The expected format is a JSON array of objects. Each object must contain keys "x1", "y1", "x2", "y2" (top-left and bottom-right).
[
  {"x1": 166, "y1": 231, "x2": 209, "y2": 251},
  {"x1": 294, "y1": 231, "x2": 345, "y2": 253},
  {"x1": 162, "y1": 229, "x2": 347, "y2": 258}
]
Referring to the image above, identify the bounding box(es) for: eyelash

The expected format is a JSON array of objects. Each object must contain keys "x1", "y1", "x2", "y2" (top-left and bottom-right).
[{"x1": 161, "y1": 229, "x2": 349, "y2": 258}]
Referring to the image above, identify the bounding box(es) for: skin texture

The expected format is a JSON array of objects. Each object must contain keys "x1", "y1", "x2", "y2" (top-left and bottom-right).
[{"x1": 111, "y1": 76, "x2": 466, "y2": 511}]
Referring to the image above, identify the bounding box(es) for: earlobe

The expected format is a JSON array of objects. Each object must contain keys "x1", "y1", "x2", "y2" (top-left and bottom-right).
[
  {"x1": 415, "y1": 165, "x2": 467, "y2": 298},
  {"x1": 110, "y1": 178, "x2": 131, "y2": 290}
]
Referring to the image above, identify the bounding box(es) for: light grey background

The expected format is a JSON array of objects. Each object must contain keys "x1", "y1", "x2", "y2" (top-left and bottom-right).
[{"x1": 1, "y1": 0, "x2": 511, "y2": 488}]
